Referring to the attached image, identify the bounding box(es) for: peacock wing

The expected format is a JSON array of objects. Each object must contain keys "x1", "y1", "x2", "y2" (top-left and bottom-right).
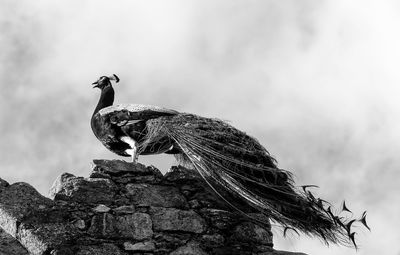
[
  {"x1": 98, "y1": 104, "x2": 180, "y2": 154},
  {"x1": 98, "y1": 104, "x2": 179, "y2": 123}
]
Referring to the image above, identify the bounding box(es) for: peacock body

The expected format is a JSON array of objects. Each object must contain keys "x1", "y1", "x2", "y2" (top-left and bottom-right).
[{"x1": 90, "y1": 75, "x2": 369, "y2": 248}]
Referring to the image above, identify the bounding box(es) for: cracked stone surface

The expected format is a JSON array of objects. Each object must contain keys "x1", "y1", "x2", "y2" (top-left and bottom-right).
[
  {"x1": 0, "y1": 227, "x2": 28, "y2": 254},
  {"x1": 123, "y1": 240, "x2": 155, "y2": 251},
  {"x1": 150, "y1": 207, "x2": 206, "y2": 233},
  {"x1": 116, "y1": 213, "x2": 153, "y2": 240},
  {"x1": 126, "y1": 183, "x2": 188, "y2": 208},
  {"x1": 0, "y1": 178, "x2": 9, "y2": 189},
  {"x1": 170, "y1": 241, "x2": 208, "y2": 255},
  {"x1": 0, "y1": 182, "x2": 54, "y2": 237},
  {"x1": 49, "y1": 175, "x2": 117, "y2": 204}
]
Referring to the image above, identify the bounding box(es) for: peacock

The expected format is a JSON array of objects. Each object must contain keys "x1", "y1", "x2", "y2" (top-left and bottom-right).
[{"x1": 90, "y1": 74, "x2": 369, "y2": 248}]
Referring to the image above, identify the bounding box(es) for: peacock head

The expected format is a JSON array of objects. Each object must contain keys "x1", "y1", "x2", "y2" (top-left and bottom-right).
[{"x1": 92, "y1": 74, "x2": 120, "y2": 89}]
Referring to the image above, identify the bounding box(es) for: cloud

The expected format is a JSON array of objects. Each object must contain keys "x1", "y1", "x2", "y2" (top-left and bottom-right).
[{"x1": 0, "y1": 1, "x2": 399, "y2": 254}]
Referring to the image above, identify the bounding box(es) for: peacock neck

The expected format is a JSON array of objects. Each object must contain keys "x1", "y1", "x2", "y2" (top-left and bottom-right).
[{"x1": 93, "y1": 85, "x2": 115, "y2": 116}]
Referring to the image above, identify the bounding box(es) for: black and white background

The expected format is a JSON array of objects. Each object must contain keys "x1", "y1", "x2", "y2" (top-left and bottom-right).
[{"x1": 1, "y1": 1, "x2": 398, "y2": 254}]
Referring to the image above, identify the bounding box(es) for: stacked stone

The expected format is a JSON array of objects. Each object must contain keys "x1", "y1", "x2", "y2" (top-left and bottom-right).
[{"x1": 0, "y1": 160, "x2": 306, "y2": 255}]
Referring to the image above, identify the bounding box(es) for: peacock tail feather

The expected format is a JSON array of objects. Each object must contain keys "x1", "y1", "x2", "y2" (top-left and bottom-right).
[{"x1": 139, "y1": 113, "x2": 366, "y2": 248}]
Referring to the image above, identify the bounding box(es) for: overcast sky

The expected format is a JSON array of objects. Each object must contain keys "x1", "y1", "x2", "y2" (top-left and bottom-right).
[{"x1": 1, "y1": 1, "x2": 399, "y2": 254}]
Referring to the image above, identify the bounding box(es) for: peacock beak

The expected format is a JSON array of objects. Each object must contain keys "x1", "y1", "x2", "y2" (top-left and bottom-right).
[{"x1": 92, "y1": 81, "x2": 100, "y2": 88}]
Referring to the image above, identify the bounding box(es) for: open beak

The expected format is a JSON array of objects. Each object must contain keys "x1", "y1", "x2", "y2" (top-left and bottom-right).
[{"x1": 92, "y1": 81, "x2": 99, "y2": 88}]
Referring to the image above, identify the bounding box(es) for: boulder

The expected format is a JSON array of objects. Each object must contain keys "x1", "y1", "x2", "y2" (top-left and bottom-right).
[
  {"x1": 150, "y1": 207, "x2": 206, "y2": 233},
  {"x1": 126, "y1": 183, "x2": 187, "y2": 208}
]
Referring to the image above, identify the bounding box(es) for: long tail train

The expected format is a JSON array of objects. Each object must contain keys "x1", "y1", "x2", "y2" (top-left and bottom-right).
[{"x1": 140, "y1": 113, "x2": 370, "y2": 248}]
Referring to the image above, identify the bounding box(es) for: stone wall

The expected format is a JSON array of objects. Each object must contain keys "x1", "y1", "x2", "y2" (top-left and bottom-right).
[{"x1": 0, "y1": 160, "x2": 307, "y2": 255}]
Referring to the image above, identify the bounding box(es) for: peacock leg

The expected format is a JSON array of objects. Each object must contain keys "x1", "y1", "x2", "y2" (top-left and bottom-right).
[
  {"x1": 131, "y1": 146, "x2": 138, "y2": 163},
  {"x1": 120, "y1": 136, "x2": 139, "y2": 163}
]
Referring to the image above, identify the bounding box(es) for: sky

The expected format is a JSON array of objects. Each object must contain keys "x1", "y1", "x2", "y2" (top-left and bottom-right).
[{"x1": 0, "y1": 0, "x2": 399, "y2": 254}]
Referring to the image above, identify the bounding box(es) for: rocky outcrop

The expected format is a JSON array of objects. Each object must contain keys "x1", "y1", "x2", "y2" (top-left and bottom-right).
[
  {"x1": 0, "y1": 160, "x2": 307, "y2": 255},
  {"x1": 0, "y1": 227, "x2": 29, "y2": 255}
]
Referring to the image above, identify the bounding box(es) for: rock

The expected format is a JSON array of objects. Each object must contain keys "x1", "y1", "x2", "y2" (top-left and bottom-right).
[
  {"x1": 0, "y1": 161, "x2": 309, "y2": 255},
  {"x1": 0, "y1": 227, "x2": 29, "y2": 254},
  {"x1": 93, "y1": 160, "x2": 161, "y2": 176},
  {"x1": 89, "y1": 172, "x2": 111, "y2": 179},
  {"x1": 89, "y1": 211, "x2": 153, "y2": 240},
  {"x1": 116, "y1": 213, "x2": 153, "y2": 240},
  {"x1": 75, "y1": 244, "x2": 125, "y2": 255},
  {"x1": 92, "y1": 160, "x2": 164, "y2": 184},
  {"x1": 49, "y1": 173, "x2": 76, "y2": 198},
  {"x1": 126, "y1": 184, "x2": 187, "y2": 208},
  {"x1": 18, "y1": 222, "x2": 77, "y2": 255},
  {"x1": 115, "y1": 175, "x2": 156, "y2": 184},
  {"x1": 163, "y1": 166, "x2": 230, "y2": 210},
  {"x1": 153, "y1": 232, "x2": 191, "y2": 252},
  {"x1": 163, "y1": 166, "x2": 202, "y2": 183},
  {"x1": 136, "y1": 207, "x2": 148, "y2": 213},
  {"x1": 201, "y1": 233, "x2": 225, "y2": 248},
  {"x1": 50, "y1": 175, "x2": 117, "y2": 204},
  {"x1": 0, "y1": 178, "x2": 9, "y2": 190},
  {"x1": 50, "y1": 247, "x2": 75, "y2": 255},
  {"x1": 199, "y1": 209, "x2": 238, "y2": 230},
  {"x1": 93, "y1": 159, "x2": 145, "y2": 175},
  {"x1": 93, "y1": 204, "x2": 111, "y2": 213},
  {"x1": 88, "y1": 213, "x2": 116, "y2": 238},
  {"x1": 73, "y1": 220, "x2": 86, "y2": 230},
  {"x1": 188, "y1": 199, "x2": 201, "y2": 209},
  {"x1": 246, "y1": 213, "x2": 272, "y2": 233},
  {"x1": 231, "y1": 221, "x2": 273, "y2": 246},
  {"x1": 170, "y1": 241, "x2": 208, "y2": 255},
  {"x1": 123, "y1": 241, "x2": 155, "y2": 251},
  {"x1": 113, "y1": 205, "x2": 136, "y2": 214},
  {"x1": 150, "y1": 207, "x2": 206, "y2": 233},
  {"x1": 0, "y1": 182, "x2": 54, "y2": 237},
  {"x1": 256, "y1": 245, "x2": 275, "y2": 253}
]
